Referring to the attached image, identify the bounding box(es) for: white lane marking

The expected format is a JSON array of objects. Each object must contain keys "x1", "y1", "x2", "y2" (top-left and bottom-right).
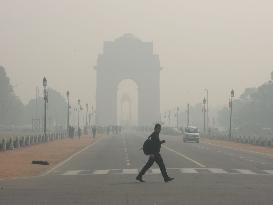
[
  {"x1": 264, "y1": 170, "x2": 273, "y2": 175},
  {"x1": 126, "y1": 159, "x2": 131, "y2": 166},
  {"x1": 62, "y1": 170, "x2": 85, "y2": 176},
  {"x1": 181, "y1": 168, "x2": 198, "y2": 174},
  {"x1": 123, "y1": 136, "x2": 131, "y2": 167},
  {"x1": 163, "y1": 145, "x2": 206, "y2": 168},
  {"x1": 93, "y1": 170, "x2": 110, "y2": 175},
  {"x1": 122, "y1": 169, "x2": 138, "y2": 174},
  {"x1": 234, "y1": 169, "x2": 256, "y2": 175},
  {"x1": 151, "y1": 169, "x2": 161, "y2": 174},
  {"x1": 42, "y1": 137, "x2": 104, "y2": 176},
  {"x1": 208, "y1": 168, "x2": 228, "y2": 174}
]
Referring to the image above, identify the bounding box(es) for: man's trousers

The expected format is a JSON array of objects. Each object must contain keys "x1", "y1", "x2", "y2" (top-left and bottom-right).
[{"x1": 138, "y1": 153, "x2": 168, "y2": 179}]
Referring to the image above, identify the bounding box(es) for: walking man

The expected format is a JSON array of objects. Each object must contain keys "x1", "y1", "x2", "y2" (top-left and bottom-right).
[
  {"x1": 92, "y1": 126, "x2": 97, "y2": 138},
  {"x1": 136, "y1": 124, "x2": 174, "y2": 183}
]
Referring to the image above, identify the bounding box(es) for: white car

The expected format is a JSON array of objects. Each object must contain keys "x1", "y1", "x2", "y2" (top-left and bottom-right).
[{"x1": 183, "y1": 126, "x2": 200, "y2": 143}]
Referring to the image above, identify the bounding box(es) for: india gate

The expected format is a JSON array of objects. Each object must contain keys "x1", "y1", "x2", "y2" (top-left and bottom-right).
[{"x1": 95, "y1": 34, "x2": 161, "y2": 126}]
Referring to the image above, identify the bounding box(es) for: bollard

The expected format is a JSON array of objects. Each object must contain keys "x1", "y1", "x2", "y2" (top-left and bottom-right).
[
  {"x1": 30, "y1": 136, "x2": 33, "y2": 145},
  {"x1": 1, "y1": 138, "x2": 6, "y2": 151},
  {"x1": 29, "y1": 136, "x2": 32, "y2": 144},
  {"x1": 253, "y1": 136, "x2": 256, "y2": 145},
  {"x1": 243, "y1": 136, "x2": 247, "y2": 144},
  {"x1": 261, "y1": 138, "x2": 264, "y2": 146},
  {"x1": 38, "y1": 135, "x2": 42, "y2": 143},
  {"x1": 0, "y1": 138, "x2": 7, "y2": 152},
  {"x1": 7, "y1": 137, "x2": 14, "y2": 150},
  {"x1": 14, "y1": 136, "x2": 20, "y2": 148},
  {"x1": 267, "y1": 139, "x2": 271, "y2": 147},
  {"x1": 259, "y1": 138, "x2": 262, "y2": 146},
  {"x1": 20, "y1": 136, "x2": 24, "y2": 147},
  {"x1": 239, "y1": 136, "x2": 244, "y2": 143},
  {"x1": 25, "y1": 136, "x2": 30, "y2": 146}
]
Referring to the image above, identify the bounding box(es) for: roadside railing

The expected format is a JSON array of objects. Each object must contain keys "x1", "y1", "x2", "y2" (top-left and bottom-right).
[
  {"x1": 204, "y1": 134, "x2": 273, "y2": 148},
  {"x1": 0, "y1": 132, "x2": 68, "y2": 152}
]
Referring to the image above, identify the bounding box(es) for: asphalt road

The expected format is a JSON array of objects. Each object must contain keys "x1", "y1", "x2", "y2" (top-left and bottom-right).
[{"x1": 1, "y1": 131, "x2": 273, "y2": 205}]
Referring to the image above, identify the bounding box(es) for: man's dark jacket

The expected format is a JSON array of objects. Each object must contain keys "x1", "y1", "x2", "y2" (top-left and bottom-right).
[{"x1": 149, "y1": 132, "x2": 164, "y2": 154}]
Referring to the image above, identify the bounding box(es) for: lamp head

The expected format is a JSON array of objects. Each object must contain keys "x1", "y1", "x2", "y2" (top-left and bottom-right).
[
  {"x1": 43, "y1": 77, "x2": 47, "y2": 88},
  {"x1": 231, "y1": 89, "x2": 235, "y2": 97}
]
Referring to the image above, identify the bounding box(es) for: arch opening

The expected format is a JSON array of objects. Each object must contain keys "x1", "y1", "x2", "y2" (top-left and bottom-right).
[{"x1": 117, "y1": 79, "x2": 138, "y2": 127}]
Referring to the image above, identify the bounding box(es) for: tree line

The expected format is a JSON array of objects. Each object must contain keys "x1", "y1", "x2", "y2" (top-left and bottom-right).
[{"x1": 0, "y1": 66, "x2": 66, "y2": 130}]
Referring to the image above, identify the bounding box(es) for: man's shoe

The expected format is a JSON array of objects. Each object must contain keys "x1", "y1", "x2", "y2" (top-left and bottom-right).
[
  {"x1": 164, "y1": 177, "x2": 174, "y2": 183},
  {"x1": 136, "y1": 175, "x2": 145, "y2": 183}
]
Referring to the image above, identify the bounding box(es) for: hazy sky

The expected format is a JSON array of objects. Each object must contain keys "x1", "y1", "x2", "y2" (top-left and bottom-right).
[{"x1": 1, "y1": 0, "x2": 272, "y2": 112}]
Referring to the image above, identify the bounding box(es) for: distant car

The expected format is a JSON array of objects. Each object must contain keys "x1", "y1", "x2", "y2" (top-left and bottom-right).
[{"x1": 183, "y1": 126, "x2": 200, "y2": 143}]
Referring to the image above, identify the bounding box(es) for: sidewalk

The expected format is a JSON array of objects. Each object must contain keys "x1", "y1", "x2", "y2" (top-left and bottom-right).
[{"x1": 0, "y1": 135, "x2": 98, "y2": 180}]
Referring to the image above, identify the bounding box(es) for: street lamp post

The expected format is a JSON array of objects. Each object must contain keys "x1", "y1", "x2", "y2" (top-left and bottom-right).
[
  {"x1": 66, "y1": 91, "x2": 70, "y2": 136},
  {"x1": 203, "y1": 98, "x2": 207, "y2": 135},
  {"x1": 229, "y1": 89, "x2": 235, "y2": 139},
  {"x1": 164, "y1": 112, "x2": 167, "y2": 126},
  {"x1": 91, "y1": 105, "x2": 94, "y2": 125},
  {"x1": 187, "y1": 104, "x2": 190, "y2": 127},
  {"x1": 43, "y1": 77, "x2": 48, "y2": 141},
  {"x1": 78, "y1": 99, "x2": 81, "y2": 138},
  {"x1": 205, "y1": 89, "x2": 209, "y2": 134},
  {"x1": 86, "y1": 104, "x2": 89, "y2": 127},
  {"x1": 176, "y1": 107, "x2": 179, "y2": 129},
  {"x1": 168, "y1": 111, "x2": 171, "y2": 127}
]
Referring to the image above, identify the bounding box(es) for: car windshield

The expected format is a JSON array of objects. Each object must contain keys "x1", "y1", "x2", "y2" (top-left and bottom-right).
[{"x1": 185, "y1": 127, "x2": 199, "y2": 133}]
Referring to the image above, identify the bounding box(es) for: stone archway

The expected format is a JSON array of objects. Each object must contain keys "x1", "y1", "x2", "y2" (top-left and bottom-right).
[
  {"x1": 117, "y1": 79, "x2": 138, "y2": 126},
  {"x1": 95, "y1": 34, "x2": 161, "y2": 126},
  {"x1": 119, "y1": 93, "x2": 133, "y2": 126}
]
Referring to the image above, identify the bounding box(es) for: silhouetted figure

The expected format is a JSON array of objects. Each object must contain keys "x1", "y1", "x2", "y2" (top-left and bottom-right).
[
  {"x1": 107, "y1": 126, "x2": 110, "y2": 135},
  {"x1": 78, "y1": 128, "x2": 81, "y2": 138},
  {"x1": 136, "y1": 124, "x2": 174, "y2": 183},
  {"x1": 92, "y1": 126, "x2": 97, "y2": 138}
]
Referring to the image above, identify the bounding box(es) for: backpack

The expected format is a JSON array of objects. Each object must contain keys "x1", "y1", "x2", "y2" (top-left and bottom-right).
[{"x1": 142, "y1": 136, "x2": 153, "y2": 155}]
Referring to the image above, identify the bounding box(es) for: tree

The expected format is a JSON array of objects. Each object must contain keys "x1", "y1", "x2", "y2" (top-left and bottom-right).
[
  {"x1": 217, "y1": 82, "x2": 273, "y2": 136},
  {"x1": 0, "y1": 66, "x2": 24, "y2": 126},
  {"x1": 24, "y1": 88, "x2": 67, "y2": 130}
]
